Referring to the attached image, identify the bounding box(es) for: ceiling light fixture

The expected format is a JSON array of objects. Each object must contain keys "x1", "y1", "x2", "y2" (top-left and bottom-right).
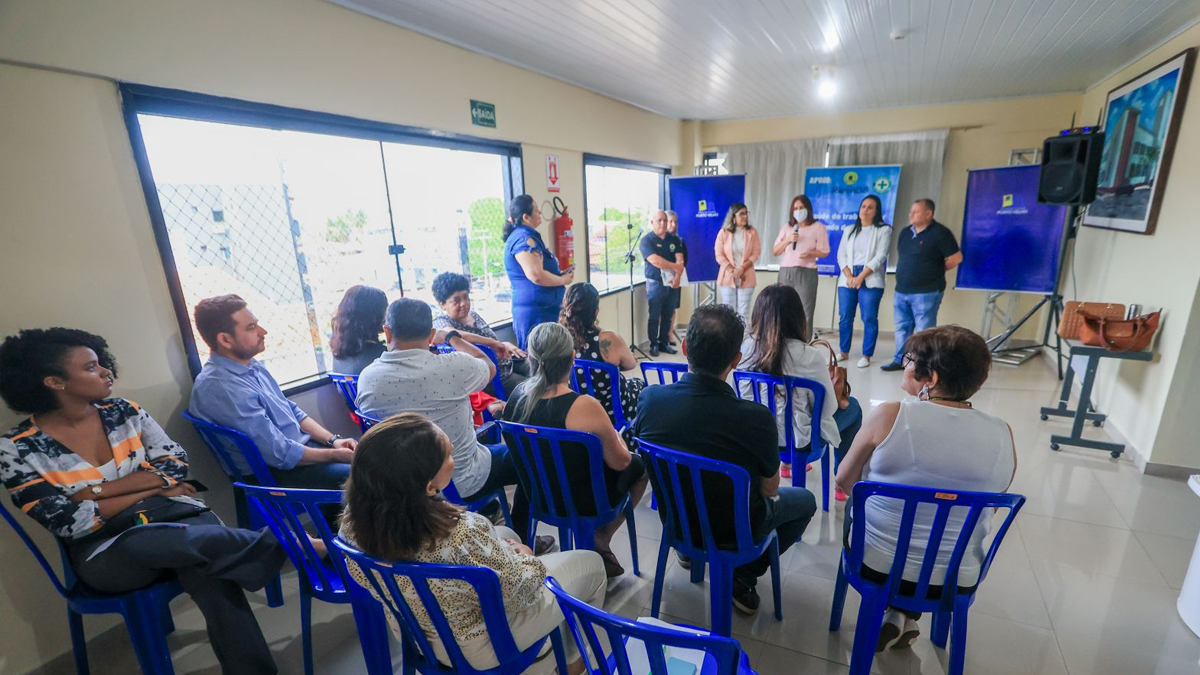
[{"x1": 813, "y1": 65, "x2": 836, "y2": 99}]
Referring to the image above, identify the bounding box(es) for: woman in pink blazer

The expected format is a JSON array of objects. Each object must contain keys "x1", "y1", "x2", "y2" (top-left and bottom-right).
[{"x1": 714, "y1": 201, "x2": 761, "y2": 322}]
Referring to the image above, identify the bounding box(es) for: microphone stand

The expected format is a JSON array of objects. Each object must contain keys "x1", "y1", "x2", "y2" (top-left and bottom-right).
[{"x1": 624, "y1": 221, "x2": 651, "y2": 360}]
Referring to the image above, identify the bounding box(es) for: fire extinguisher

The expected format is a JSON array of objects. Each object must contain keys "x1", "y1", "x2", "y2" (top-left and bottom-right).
[{"x1": 553, "y1": 196, "x2": 575, "y2": 269}]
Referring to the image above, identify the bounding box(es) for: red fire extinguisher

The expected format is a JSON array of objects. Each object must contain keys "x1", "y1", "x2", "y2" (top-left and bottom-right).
[{"x1": 553, "y1": 196, "x2": 575, "y2": 269}]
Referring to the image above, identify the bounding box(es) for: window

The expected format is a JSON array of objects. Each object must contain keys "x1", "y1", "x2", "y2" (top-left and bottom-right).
[
  {"x1": 582, "y1": 155, "x2": 669, "y2": 294},
  {"x1": 125, "y1": 85, "x2": 521, "y2": 387}
]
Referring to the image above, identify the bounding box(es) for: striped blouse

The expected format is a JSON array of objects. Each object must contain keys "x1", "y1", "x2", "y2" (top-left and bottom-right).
[{"x1": 0, "y1": 398, "x2": 194, "y2": 541}]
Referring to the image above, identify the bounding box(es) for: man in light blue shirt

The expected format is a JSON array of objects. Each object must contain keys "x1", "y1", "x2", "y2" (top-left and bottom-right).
[{"x1": 189, "y1": 295, "x2": 357, "y2": 492}]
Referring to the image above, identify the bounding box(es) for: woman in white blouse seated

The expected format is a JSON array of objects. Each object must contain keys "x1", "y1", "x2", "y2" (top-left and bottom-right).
[
  {"x1": 339, "y1": 412, "x2": 604, "y2": 675},
  {"x1": 738, "y1": 284, "x2": 862, "y2": 490},
  {"x1": 835, "y1": 326, "x2": 1016, "y2": 653}
]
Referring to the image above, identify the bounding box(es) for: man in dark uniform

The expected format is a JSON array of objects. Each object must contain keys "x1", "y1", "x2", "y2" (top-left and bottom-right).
[
  {"x1": 881, "y1": 199, "x2": 963, "y2": 371},
  {"x1": 639, "y1": 209, "x2": 685, "y2": 357}
]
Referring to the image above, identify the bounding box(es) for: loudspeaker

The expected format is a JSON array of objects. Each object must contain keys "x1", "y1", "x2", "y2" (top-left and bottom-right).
[{"x1": 1038, "y1": 130, "x2": 1104, "y2": 205}]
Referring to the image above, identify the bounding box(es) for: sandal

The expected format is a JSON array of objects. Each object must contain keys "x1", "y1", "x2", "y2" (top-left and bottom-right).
[{"x1": 598, "y1": 550, "x2": 625, "y2": 578}]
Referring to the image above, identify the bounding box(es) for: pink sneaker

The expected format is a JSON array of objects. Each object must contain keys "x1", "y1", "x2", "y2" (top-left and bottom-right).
[
  {"x1": 780, "y1": 464, "x2": 792, "y2": 479},
  {"x1": 835, "y1": 488, "x2": 848, "y2": 502}
]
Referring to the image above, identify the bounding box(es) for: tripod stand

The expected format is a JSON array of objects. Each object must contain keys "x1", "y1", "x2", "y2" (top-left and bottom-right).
[{"x1": 623, "y1": 222, "x2": 651, "y2": 360}]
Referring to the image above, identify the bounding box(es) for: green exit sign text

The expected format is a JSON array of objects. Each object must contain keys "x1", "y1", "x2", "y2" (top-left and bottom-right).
[{"x1": 470, "y1": 100, "x2": 496, "y2": 128}]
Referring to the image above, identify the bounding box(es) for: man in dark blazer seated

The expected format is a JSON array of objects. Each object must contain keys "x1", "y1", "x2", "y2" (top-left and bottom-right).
[{"x1": 633, "y1": 304, "x2": 818, "y2": 614}]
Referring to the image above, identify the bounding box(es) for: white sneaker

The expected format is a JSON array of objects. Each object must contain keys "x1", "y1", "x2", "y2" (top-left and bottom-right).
[
  {"x1": 896, "y1": 617, "x2": 920, "y2": 649},
  {"x1": 856, "y1": 356, "x2": 871, "y2": 369},
  {"x1": 837, "y1": 352, "x2": 849, "y2": 362},
  {"x1": 876, "y1": 609, "x2": 905, "y2": 652}
]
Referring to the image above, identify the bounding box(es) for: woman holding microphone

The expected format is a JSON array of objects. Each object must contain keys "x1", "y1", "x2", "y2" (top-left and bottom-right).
[
  {"x1": 503, "y1": 195, "x2": 574, "y2": 349},
  {"x1": 773, "y1": 195, "x2": 829, "y2": 340},
  {"x1": 836, "y1": 195, "x2": 892, "y2": 368},
  {"x1": 714, "y1": 201, "x2": 761, "y2": 322}
]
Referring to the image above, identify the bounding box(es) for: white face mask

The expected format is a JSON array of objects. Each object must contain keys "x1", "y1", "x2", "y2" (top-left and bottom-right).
[{"x1": 793, "y1": 208, "x2": 808, "y2": 223}]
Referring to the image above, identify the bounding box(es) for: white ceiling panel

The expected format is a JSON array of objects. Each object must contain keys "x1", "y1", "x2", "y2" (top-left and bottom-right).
[{"x1": 330, "y1": 0, "x2": 1200, "y2": 120}]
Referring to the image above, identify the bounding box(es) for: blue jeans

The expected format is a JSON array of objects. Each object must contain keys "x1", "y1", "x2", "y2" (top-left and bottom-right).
[
  {"x1": 892, "y1": 291, "x2": 944, "y2": 364},
  {"x1": 833, "y1": 396, "x2": 863, "y2": 464},
  {"x1": 838, "y1": 267, "x2": 884, "y2": 356},
  {"x1": 736, "y1": 487, "x2": 817, "y2": 587}
]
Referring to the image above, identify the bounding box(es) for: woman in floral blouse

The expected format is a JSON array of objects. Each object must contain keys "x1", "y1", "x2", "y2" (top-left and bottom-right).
[
  {"x1": 339, "y1": 412, "x2": 605, "y2": 674},
  {"x1": 432, "y1": 271, "x2": 530, "y2": 396},
  {"x1": 0, "y1": 328, "x2": 286, "y2": 675}
]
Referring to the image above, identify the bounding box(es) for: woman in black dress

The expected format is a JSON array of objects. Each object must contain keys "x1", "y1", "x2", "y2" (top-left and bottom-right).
[{"x1": 558, "y1": 283, "x2": 644, "y2": 447}]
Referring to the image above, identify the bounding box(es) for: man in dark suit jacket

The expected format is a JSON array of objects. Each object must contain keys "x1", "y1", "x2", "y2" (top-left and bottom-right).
[{"x1": 633, "y1": 304, "x2": 817, "y2": 614}]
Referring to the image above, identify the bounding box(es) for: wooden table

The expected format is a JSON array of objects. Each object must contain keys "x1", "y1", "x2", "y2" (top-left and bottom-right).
[{"x1": 1039, "y1": 342, "x2": 1153, "y2": 458}]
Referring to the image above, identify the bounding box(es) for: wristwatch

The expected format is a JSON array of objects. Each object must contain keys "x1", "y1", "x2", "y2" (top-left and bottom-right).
[
  {"x1": 90, "y1": 484, "x2": 103, "y2": 497},
  {"x1": 443, "y1": 330, "x2": 461, "y2": 346},
  {"x1": 326, "y1": 434, "x2": 343, "y2": 448}
]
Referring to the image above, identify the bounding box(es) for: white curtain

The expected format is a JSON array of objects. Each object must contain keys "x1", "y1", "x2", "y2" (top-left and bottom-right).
[
  {"x1": 719, "y1": 137, "x2": 830, "y2": 266},
  {"x1": 827, "y1": 129, "x2": 950, "y2": 226}
]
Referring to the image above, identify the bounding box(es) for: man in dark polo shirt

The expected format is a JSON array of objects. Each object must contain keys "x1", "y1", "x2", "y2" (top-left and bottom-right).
[
  {"x1": 881, "y1": 199, "x2": 963, "y2": 372},
  {"x1": 633, "y1": 304, "x2": 817, "y2": 614},
  {"x1": 639, "y1": 209, "x2": 685, "y2": 356}
]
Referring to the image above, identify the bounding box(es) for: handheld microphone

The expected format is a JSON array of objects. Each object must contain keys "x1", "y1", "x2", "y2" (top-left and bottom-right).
[{"x1": 792, "y1": 223, "x2": 800, "y2": 250}]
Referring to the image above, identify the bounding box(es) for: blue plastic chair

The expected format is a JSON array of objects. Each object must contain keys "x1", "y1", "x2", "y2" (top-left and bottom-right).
[
  {"x1": 830, "y1": 482, "x2": 1026, "y2": 675},
  {"x1": 331, "y1": 537, "x2": 569, "y2": 675},
  {"x1": 637, "y1": 439, "x2": 782, "y2": 637},
  {"x1": 239, "y1": 484, "x2": 393, "y2": 675},
  {"x1": 640, "y1": 361, "x2": 688, "y2": 386},
  {"x1": 433, "y1": 342, "x2": 508, "y2": 399},
  {"x1": 1, "y1": 503, "x2": 184, "y2": 675},
  {"x1": 499, "y1": 421, "x2": 639, "y2": 573},
  {"x1": 547, "y1": 577, "x2": 760, "y2": 675},
  {"x1": 358, "y1": 413, "x2": 512, "y2": 527},
  {"x1": 329, "y1": 372, "x2": 371, "y2": 433},
  {"x1": 182, "y1": 411, "x2": 285, "y2": 607},
  {"x1": 569, "y1": 358, "x2": 629, "y2": 431},
  {"x1": 732, "y1": 370, "x2": 833, "y2": 512}
]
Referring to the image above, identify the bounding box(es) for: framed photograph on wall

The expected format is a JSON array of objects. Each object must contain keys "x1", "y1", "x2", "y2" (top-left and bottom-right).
[{"x1": 1084, "y1": 47, "x2": 1195, "y2": 235}]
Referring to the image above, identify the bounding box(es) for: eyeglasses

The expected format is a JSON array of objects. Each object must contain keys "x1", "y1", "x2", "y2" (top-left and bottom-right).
[{"x1": 902, "y1": 353, "x2": 916, "y2": 368}]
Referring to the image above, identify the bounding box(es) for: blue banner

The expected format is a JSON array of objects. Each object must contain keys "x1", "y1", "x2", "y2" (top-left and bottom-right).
[
  {"x1": 957, "y1": 165, "x2": 1067, "y2": 294},
  {"x1": 803, "y1": 165, "x2": 902, "y2": 275},
  {"x1": 667, "y1": 175, "x2": 746, "y2": 284}
]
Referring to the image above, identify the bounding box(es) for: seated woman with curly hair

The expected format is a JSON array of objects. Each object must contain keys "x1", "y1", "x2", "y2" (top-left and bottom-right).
[
  {"x1": 0, "y1": 328, "x2": 287, "y2": 675},
  {"x1": 558, "y1": 283, "x2": 644, "y2": 446},
  {"x1": 431, "y1": 272, "x2": 530, "y2": 396}
]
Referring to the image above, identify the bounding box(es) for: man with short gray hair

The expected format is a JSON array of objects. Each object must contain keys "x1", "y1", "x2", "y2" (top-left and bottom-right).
[{"x1": 639, "y1": 209, "x2": 685, "y2": 356}]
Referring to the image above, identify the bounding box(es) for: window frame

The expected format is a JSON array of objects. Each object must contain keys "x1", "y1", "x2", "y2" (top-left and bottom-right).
[
  {"x1": 580, "y1": 153, "x2": 671, "y2": 297},
  {"x1": 120, "y1": 84, "x2": 524, "y2": 390}
]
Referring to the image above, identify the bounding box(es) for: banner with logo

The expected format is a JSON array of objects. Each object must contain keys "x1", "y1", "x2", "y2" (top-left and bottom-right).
[
  {"x1": 957, "y1": 165, "x2": 1067, "y2": 294},
  {"x1": 667, "y1": 174, "x2": 746, "y2": 284},
  {"x1": 804, "y1": 165, "x2": 902, "y2": 275}
]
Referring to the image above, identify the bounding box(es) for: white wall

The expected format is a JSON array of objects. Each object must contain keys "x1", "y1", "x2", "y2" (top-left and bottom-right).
[{"x1": 0, "y1": 2, "x2": 681, "y2": 672}]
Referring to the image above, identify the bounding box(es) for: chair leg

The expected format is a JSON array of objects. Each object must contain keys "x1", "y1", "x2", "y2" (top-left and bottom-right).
[
  {"x1": 157, "y1": 588, "x2": 176, "y2": 636},
  {"x1": 708, "y1": 562, "x2": 732, "y2": 637},
  {"x1": 497, "y1": 492, "x2": 513, "y2": 529},
  {"x1": 350, "y1": 597, "x2": 393, "y2": 675},
  {"x1": 820, "y1": 448, "x2": 831, "y2": 512},
  {"x1": 948, "y1": 598, "x2": 971, "y2": 675},
  {"x1": 624, "y1": 500, "x2": 640, "y2": 576},
  {"x1": 770, "y1": 539, "x2": 782, "y2": 622},
  {"x1": 651, "y1": 542, "x2": 670, "y2": 618},
  {"x1": 125, "y1": 596, "x2": 174, "y2": 675},
  {"x1": 689, "y1": 559, "x2": 706, "y2": 584},
  {"x1": 559, "y1": 526, "x2": 573, "y2": 551},
  {"x1": 67, "y1": 608, "x2": 90, "y2": 675},
  {"x1": 301, "y1": 590, "x2": 314, "y2": 675},
  {"x1": 550, "y1": 628, "x2": 570, "y2": 675},
  {"x1": 848, "y1": 590, "x2": 888, "y2": 675},
  {"x1": 829, "y1": 560, "x2": 848, "y2": 631},
  {"x1": 265, "y1": 574, "x2": 284, "y2": 608},
  {"x1": 930, "y1": 608, "x2": 951, "y2": 648}
]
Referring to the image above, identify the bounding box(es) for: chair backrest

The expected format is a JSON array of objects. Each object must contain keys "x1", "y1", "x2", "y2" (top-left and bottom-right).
[
  {"x1": 434, "y1": 343, "x2": 507, "y2": 399},
  {"x1": 358, "y1": 412, "x2": 381, "y2": 430},
  {"x1": 547, "y1": 577, "x2": 744, "y2": 675},
  {"x1": 636, "y1": 439, "x2": 759, "y2": 558},
  {"x1": 328, "y1": 372, "x2": 369, "y2": 432},
  {"x1": 331, "y1": 537, "x2": 528, "y2": 674},
  {"x1": 569, "y1": 358, "x2": 627, "y2": 429},
  {"x1": 499, "y1": 421, "x2": 623, "y2": 525},
  {"x1": 845, "y1": 481, "x2": 1025, "y2": 608},
  {"x1": 0, "y1": 503, "x2": 71, "y2": 598},
  {"x1": 182, "y1": 411, "x2": 277, "y2": 486},
  {"x1": 640, "y1": 361, "x2": 687, "y2": 386},
  {"x1": 731, "y1": 370, "x2": 825, "y2": 454},
  {"x1": 238, "y1": 483, "x2": 351, "y2": 603}
]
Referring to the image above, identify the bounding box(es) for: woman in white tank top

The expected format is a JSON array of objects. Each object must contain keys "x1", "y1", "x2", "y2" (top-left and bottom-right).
[{"x1": 835, "y1": 325, "x2": 1016, "y2": 653}]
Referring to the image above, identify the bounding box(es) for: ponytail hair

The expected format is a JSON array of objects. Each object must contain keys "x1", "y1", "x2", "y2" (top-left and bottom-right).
[
  {"x1": 509, "y1": 322, "x2": 575, "y2": 424},
  {"x1": 503, "y1": 195, "x2": 536, "y2": 241}
]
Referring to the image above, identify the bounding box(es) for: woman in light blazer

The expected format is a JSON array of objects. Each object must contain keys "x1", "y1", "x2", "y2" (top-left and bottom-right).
[
  {"x1": 714, "y1": 202, "x2": 762, "y2": 322},
  {"x1": 836, "y1": 195, "x2": 892, "y2": 368}
]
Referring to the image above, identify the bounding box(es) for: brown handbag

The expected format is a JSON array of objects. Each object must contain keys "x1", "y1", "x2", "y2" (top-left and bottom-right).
[
  {"x1": 1078, "y1": 311, "x2": 1160, "y2": 352},
  {"x1": 810, "y1": 339, "x2": 851, "y2": 409},
  {"x1": 1059, "y1": 301, "x2": 1125, "y2": 340}
]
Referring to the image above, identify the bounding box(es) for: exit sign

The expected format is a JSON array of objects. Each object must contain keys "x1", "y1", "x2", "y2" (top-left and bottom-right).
[{"x1": 470, "y1": 100, "x2": 496, "y2": 128}]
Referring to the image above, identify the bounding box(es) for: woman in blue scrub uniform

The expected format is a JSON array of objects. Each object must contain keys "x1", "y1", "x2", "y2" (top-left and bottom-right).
[{"x1": 503, "y1": 195, "x2": 574, "y2": 348}]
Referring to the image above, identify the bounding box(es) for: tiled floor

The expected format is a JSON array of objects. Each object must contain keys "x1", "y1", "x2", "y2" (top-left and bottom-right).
[{"x1": 34, "y1": 338, "x2": 1200, "y2": 674}]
